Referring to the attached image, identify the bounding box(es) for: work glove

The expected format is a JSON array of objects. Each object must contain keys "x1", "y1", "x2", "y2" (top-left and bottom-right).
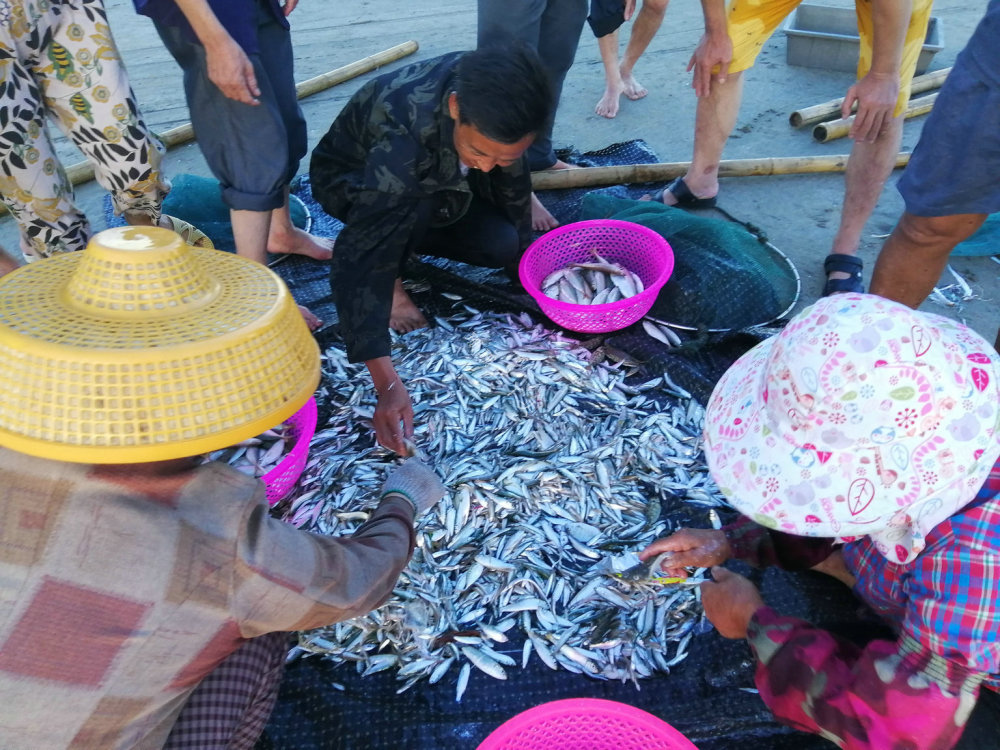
[{"x1": 379, "y1": 458, "x2": 447, "y2": 517}]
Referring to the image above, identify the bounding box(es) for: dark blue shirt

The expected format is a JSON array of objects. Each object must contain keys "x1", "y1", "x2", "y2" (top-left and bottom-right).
[{"x1": 133, "y1": 0, "x2": 288, "y2": 55}]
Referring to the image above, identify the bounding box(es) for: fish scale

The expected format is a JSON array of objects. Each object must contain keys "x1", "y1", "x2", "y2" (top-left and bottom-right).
[{"x1": 289, "y1": 305, "x2": 726, "y2": 698}]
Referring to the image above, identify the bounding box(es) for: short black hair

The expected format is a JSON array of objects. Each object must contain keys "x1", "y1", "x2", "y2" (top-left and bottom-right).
[{"x1": 454, "y1": 44, "x2": 553, "y2": 144}]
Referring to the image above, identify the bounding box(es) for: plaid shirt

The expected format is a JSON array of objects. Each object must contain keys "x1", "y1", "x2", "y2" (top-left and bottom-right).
[
  {"x1": 726, "y1": 458, "x2": 1000, "y2": 750},
  {"x1": 0, "y1": 450, "x2": 415, "y2": 749}
]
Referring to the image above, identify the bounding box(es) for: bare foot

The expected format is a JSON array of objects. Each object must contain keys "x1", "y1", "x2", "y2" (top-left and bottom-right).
[
  {"x1": 391, "y1": 278, "x2": 428, "y2": 333},
  {"x1": 621, "y1": 70, "x2": 648, "y2": 100},
  {"x1": 547, "y1": 159, "x2": 580, "y2": 171},
  {"x1": 595, "y1": 80, "x2": 624, "y2": 118},
  {"x1": 268, "y1": 227, "x2": 334, "y2": 261},
  {"x1": 531, "y1": 192, "x2": 559, "y2": 232},
  {"x1": 297, "y1": 304, "x2": 323, "y2": 332}
]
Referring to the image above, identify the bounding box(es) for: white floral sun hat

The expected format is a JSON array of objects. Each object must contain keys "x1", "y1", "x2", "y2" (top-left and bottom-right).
[{"x1": 704, "y1": 293, "x2": 1000, "y2": 564}]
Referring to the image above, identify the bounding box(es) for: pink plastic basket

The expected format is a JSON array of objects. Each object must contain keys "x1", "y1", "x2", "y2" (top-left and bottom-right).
[
  {"x1": 477, "y1": 699, "x2": 699, "y2": 750},
  {"x1": 262, "y1": 396, "x2": 317, "y2": 506},
  {"x1": 519, "y1": 219, "x2": 674, "y2": 333}
]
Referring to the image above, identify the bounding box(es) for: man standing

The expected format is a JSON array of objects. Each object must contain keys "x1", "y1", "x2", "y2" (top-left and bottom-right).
[
  {"x1": 135, "y1": 0, "x2": 333, "y2": 327},
  {"x1": 869, "y1": 0, "x2": 1000, "y2": 351},
  {"x1": 478, "y1": 0, "x2": 589, "y2": 230},
  {"x1": 592, "y1": 0, "x2": 671, "y2": 119},
  {"x1": 310, "y1": 47, "x2": 552, "y2": 456},
  {"x1": 650, "y1": 0, "x2": 931, "y2": 296}
]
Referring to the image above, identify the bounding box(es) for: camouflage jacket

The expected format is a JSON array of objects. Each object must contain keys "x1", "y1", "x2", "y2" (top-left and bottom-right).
[{"x1": 309, "y1": 52, "x2": 532, "y2": 363}]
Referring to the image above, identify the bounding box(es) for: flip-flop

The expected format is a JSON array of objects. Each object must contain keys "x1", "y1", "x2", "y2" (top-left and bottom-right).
[
  {"x1": 822, "y1": 253, "x2": 865, "y2": 296},
  {"x1": 161, "y1": 214, "x2": 214, "y2": 249},
  {"x1": 654, "y1": 177, "x2": 718, "y2": 209}
]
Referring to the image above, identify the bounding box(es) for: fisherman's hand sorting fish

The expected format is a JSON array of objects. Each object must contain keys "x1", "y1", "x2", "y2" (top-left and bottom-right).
[
  {"x1": 653, "y1": 295, "x2": 1000, "y2": 750},
  {"x1": 379, "y1": 456, "x2": 448, "y2": 516},
  {"x1": 370, "y1": 359, "x2": 414, "y2": 455},
  {"x1": 638, "y1": 528, "x2": 732, "y2": 578}
]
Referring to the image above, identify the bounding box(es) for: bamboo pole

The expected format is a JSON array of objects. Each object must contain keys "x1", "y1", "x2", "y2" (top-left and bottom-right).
[
  {"x1": 789, "y1": 67, "x2": 950, "y2": 128},
  {"x1": 530, "y1": 153, "x2": 912, "y2": 190},
  {"x1": 0, "y1": 41, "x2": 419, "y2": 218},
  {"x1": 812, "y1": 92, "x2": 938, "y2": 143}
]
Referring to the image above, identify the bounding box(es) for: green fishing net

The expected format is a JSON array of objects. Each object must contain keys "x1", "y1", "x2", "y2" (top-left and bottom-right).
[{"x1": 578, "y1": 194, "x2": 800, "y2": 331}]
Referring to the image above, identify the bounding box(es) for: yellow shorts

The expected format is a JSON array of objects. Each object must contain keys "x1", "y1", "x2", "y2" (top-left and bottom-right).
[{"x1": 726, "y1": 0, "x2": 934, "y2": 115}]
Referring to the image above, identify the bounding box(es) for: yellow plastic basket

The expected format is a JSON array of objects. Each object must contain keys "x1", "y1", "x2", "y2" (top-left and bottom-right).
[{"x1": 0, "y1": 227, "x2": 320, "y2": 463}]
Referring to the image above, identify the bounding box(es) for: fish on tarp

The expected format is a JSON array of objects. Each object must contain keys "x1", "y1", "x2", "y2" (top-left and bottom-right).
[{"x1": 290, "y1": 305, "x2": 727, "y2": 699}]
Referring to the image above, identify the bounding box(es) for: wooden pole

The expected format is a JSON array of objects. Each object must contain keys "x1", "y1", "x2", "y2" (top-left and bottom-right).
[
  {"x1": 812, "y1": 92, "x2": 938, "y2": 143},
  {"x1": 530, "y1": 153, "x2": 912, "y2": 190},
  {"x1": 0, "y1": 41, "x2": 419, "y2": 218},
  {"x1": 789, "y1": 67, "x2": 950, "y2": 128}
]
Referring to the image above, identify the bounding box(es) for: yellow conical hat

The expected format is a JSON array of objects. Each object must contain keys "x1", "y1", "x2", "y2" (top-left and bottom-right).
[{"x1": 0, "y1": 226, "x2": 320, "y2": 463}]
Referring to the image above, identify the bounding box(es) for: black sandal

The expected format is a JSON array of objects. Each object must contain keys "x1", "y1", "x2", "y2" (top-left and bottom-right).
[
  {"x1": 822, "y1": 253, "x2": 865, "y2": 296},
  {"x1": 655, "y1": 177, "x2": 718, "y2": 209}
]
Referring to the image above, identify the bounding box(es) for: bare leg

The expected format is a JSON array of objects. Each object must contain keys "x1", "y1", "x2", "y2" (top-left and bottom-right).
[
  {"x1": 646, "y1": 70, "x2": 742, "y2": 204},
  {"x1": 810, "y1": 548, "x2": 856, "y2": 588},
  {"x1": 620, "y1": 0, "x2": 669, "y2": 100},
  {"x1": 595, "y1": 30, "x2": 624, "y2": 119},
  {"x1": 0, "y1": 245, "x2": 21, "y2": 277},
  {"x1": 826, "y1": 114, "x2": 905, "y2": 283},
  {"x1": 267, "y1": 187, "x2": 334, "y2": 261},
  {"x1": 390, "y1": 277, "x2": 428, "y2": 333},
  {"x1": 870, "y1": 211, "x2": 986, "y2": 308},
  {"x1": 231, "y1": 206, "x2": 322, "y2": 330}
]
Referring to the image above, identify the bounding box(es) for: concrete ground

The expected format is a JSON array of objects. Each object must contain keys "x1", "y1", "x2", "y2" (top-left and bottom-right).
[{"x1": 1, "y1": 0, "x2": 994, "y2": 339}]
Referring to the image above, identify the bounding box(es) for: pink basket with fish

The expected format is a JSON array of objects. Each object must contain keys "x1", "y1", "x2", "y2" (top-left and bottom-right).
[
  {"x1": 519, "y1": 219, "x2": 673, "y2": 333},
  {"x1": 262, "y1": 396, "x2": 317, "y2": 506},
  {"x1": 477, "y1": 699, "x2": 698, "y2": 750}
]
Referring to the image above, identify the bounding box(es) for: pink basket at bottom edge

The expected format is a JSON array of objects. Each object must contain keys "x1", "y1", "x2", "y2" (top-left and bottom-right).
[
  {"x1": 476, "y1": 698, "x2": 699, "y2": 750},
  {"x1": 262, "y1": 396, "x2": 317, "y2": 506}
]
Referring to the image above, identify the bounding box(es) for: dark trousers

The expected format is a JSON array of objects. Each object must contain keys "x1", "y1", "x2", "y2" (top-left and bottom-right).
[
  {"x1": 154, "y1": 0, "x2": 307, "y2": 212},
  {"x1": 477, "y1": 0, "x2": 588, "y2": 170},
  {"x1": 955, "y1": 686, "x2": 1000, "y2": 748},
  {"x1": 409, "y1": 194, "x2": 520, "y2": 270}
]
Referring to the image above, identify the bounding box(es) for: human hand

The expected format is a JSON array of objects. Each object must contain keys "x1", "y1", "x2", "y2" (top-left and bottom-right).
[
  {"x1": 373, "y1": 379, "x2": 414, "y2": 455},
  {"x1": 281, "y1": 0, "x2": 298, "y2": 16},
  {"x1": 623, "y1": 0, "x2": 637, "y2": 22},
  {"x1": 687, "y1": 30, "x2": 733, "y2": 98},
  {"x1": 700, "y1": 566, "x2": 765, "y2": 639},
  {"x1": 205, "y1": 37, "x2": 261, "y2": 105},
  {"x1": 380, "y1": 458, "x2": 448, "y2": 516},
  {"x1": 842, "y1": 71, "x2": 898, "y2": 142},
  {"x1": 639, "y1": 528, "x2": 731, "y2": 577}
]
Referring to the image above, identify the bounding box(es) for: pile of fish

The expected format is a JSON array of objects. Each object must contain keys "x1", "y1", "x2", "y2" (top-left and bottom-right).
[
  {"x1": 286, "y1": 301, "x2": 729, "y2": 700},
  {"x1": 541, "y1": 255, "x2": 645, "y2": 306},
  {"x1": 203, "y1": 423, "x2": 294, "y2": 478}
]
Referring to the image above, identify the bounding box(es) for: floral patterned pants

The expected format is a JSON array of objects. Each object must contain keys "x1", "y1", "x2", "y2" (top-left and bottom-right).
[{"x1": 0, "y1": 0, "x2": 168, "y2": 258}]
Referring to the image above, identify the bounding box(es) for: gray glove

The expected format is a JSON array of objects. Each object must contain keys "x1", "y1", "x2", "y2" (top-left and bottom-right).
[{"x1": 379, "y1": 458, "x2": 447, "y2": 516}]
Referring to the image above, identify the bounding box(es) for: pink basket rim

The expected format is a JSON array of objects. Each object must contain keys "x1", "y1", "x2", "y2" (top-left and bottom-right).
[
  {"x1": 519, "y1": 220, "x2": 674, "y2": 312},
  {"x1": 261, "y1": 395, "x2": 317, "y2": 504},
  {"x1": 476, "y1": 698, "x2": 698, "y2": 750}
]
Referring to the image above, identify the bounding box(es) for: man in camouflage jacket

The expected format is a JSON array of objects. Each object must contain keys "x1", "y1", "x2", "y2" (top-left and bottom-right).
[{"x1": 310, "y1": 46, "x2": 552, "y2": 455}]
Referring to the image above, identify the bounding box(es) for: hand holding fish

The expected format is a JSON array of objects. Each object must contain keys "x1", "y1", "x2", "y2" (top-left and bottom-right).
[
  {"x1": 639, "y1": 528, "x2": 732, "y2": 577},
  {"x1": 368, "y1": 357, "x2": 413, "y2": 454},
  {"x1": 373, "y1": 382, "x2": 413, "y2": 455},
  {"x1": 699, "y1": 566, "x2": 765, "y2": 640},
  {"x1": 379, "y1": 458, "x2": 448, "y2": 516}
]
